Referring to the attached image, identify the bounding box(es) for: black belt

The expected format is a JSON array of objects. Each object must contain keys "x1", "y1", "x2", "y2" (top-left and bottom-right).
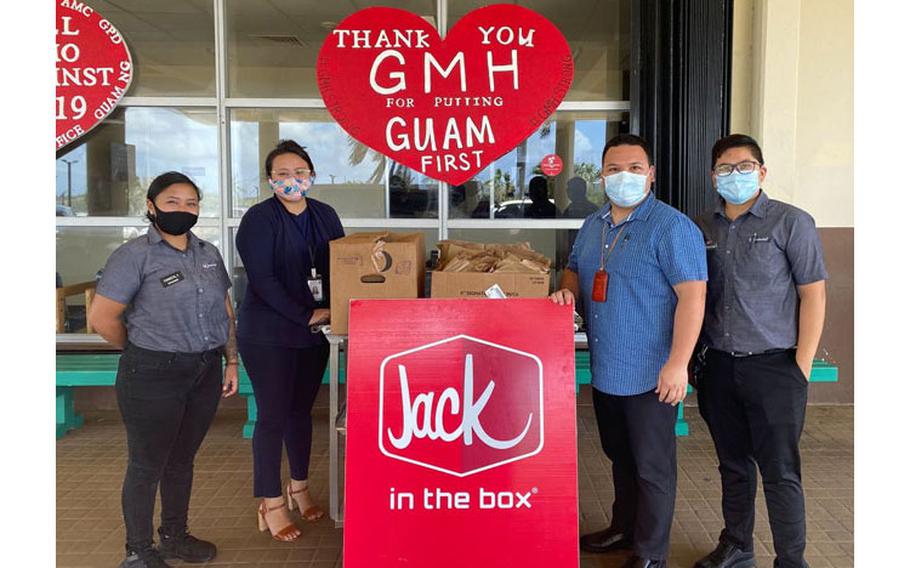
[
  {"x1": 125, "y1": 342, "x2": 224, "y2": 362},
  {"x1": 707, "y1": 347, "x2": 792, "y2": 359}
]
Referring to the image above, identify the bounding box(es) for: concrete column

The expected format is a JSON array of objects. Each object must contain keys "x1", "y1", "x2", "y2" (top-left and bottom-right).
[
  {"x1": 750, "y1": 0, "x2": 801, "y2": 205},
  {"x1": 257, "y1": 117, "x2": 279, "y2": 201},
  {"x1": 553, "y1": 118, "x2": 576, "y2": 213}
]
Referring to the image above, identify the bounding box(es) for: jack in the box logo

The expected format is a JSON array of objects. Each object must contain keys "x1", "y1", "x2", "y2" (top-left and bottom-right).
[{"x1": 378, "y1": 334, "x2": 544, "y2": 477}]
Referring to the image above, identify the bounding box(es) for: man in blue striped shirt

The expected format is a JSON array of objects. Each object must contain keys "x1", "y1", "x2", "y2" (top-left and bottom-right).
[{"x1": 551, "y1": 134, "x2": 708, "y2": 568}]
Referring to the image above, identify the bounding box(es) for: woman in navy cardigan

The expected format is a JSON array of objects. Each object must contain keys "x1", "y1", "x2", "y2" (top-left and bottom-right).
[{"x1": 235, "y1": 140, "x2": 344, "y2": 541}]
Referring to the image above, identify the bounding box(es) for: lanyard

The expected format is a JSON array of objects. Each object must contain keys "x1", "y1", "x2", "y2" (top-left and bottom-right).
[
  {"x1": 289, "y1": 214, "x2": 319, "y2": 271},
  {"x1": 307, "y1": 244, "x2": 317, "y2": 272},
  {"x1": 599, "y1": 223, "x2": 628, "y2": 270}
]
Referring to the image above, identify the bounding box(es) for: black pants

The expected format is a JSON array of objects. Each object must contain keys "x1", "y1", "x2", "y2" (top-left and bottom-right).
[
  {"x1": 115, "y1": 343, "x2": 223, "y2": 553},
  {"x1": 697, "y1": 349, "x2": 809, "y2": 568},
  {"x1": 592, "y1": 388, "x2": 678, "y2": 560},
  {"x1": 238, "y1": 341, "x2": 329, "y2": 498}
]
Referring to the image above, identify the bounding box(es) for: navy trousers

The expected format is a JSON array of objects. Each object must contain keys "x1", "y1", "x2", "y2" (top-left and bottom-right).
[
  {"x1": 697, "y1": 349, "x2": 809, "y2": 568},
  {"x1": 239, "y1": 341, "x2": 329, "y2": 498}
]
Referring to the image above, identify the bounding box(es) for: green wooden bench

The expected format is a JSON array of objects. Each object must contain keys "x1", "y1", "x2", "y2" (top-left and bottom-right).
[
  {"x1": 57, "y1": 351, "x2": 836, "y2": 440},
  {"x1": 55, "y1": 353, "x2": 347, "y2": 439},
  {"x1": 574, "y1": 351, "x2": 839, "y2": 436},
  {"x1": 237, "y1": 355, "x2": 347, "y2": 438}
]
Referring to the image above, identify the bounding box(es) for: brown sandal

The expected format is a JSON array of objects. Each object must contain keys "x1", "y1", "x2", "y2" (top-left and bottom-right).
[
  {"x1": 258, "y1": 500, "x2": 301, "y2": 541},
  {"x1": 287, "y1": 482, "x2": 326, "y2": 522}
]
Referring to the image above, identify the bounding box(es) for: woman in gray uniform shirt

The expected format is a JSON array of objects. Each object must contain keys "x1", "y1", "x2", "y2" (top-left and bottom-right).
[{"x1": 89, "y1": 172, "x2": 239, "y2": 568}]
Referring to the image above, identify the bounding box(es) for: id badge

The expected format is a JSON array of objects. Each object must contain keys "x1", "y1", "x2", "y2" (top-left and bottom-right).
[
  {"x1": 307, "y1": 268, "x2": 324, "y2": 303},
  {"x1": 592, "y1": 269, "x2": 608, "y2": 302}
]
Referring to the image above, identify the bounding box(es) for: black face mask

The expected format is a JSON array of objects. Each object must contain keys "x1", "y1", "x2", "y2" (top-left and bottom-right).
[{"x1": 150, "y1": 203, "x2": 198, "y2": 236}]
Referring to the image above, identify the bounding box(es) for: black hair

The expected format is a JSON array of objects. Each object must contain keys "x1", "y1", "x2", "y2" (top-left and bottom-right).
[
  {"x1": 264, "y1": 139, "x2": 316, "y2": 178},
  {"x1": 567, "y1": 176, "x2": 587, "y2": 200},
  {"x1": 712, "y1": 134, "x2": 764, "y2": 167},
  {"x1": 602, "y1": 133, "x2": 653, "y2": 165},
  {"x1": 145, "y1": 171, "x2": 201, "y2": 223},
  {"x1": 528, "y1": 175, "x2": 548, "y2": 202},
  {"x1": 529, "y1": 175, "x2": 547, "y2": 192}
]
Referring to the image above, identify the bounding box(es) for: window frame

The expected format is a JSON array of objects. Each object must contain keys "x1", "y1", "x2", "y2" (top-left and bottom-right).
[{"x1": 56, "y1": 0, "x2": 633, "y2": 337}]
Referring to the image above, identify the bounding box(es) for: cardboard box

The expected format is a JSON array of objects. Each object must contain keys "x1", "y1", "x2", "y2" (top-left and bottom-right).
[
  {"x1": 329, "y1": 232, "x2": 425, "y2": 334},
  {"x1": 430, "y1": 271, "x2": 550, "y2": 299}
]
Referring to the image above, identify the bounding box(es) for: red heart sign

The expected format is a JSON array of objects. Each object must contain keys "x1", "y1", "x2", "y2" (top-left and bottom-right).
[
  {"x1": 56, "y1": 0, "x2": 133, "y2": 151},
  {"x1": 317, "y1": 5, "x2": 574, "y2": 186}
]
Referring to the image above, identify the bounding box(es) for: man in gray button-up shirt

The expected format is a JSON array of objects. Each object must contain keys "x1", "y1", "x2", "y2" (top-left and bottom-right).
[{"x1": 691, "y1": 135, "x2": 827, "y2": 568}]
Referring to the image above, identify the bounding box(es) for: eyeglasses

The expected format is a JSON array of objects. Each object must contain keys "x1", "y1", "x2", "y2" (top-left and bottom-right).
[
  {"x1": 713, "y1": 160, "x2": 762, "y2": 177},
  {"x1": 271, "y1": 168, "x2": 313, "y2": 180}
]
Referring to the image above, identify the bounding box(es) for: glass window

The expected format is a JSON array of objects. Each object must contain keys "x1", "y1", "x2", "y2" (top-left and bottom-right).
[
  {"x1": 57, "y1": 227, "x2": 147, "y2": 286},
  {"x1": 447, "y1": 0, "x2": 630, "y2": 101},
  {"x1": 89, "y1": 0, "x2": 216, "y2": 96},
  {"x1": 230, "y1": 109, "x2": 437, "y2": 219},
  {"x1": 57, "y1": 225, "x2": 223, "y2": 285},
  {"x1": 448, "y1": 110, "x2": 627, "y2": 219},
  {"x1": 226, "y1": 0, "x2": 436, "y2": 98},
  {"x1": 388, "y1": 162, "x2": 439, "y2": 219},
  {"x1": 56, "y1": 225, "x2": 222, "y2": 333},
  {"x1": 55, "y1": 107, "x2": 220, "y2": 218}
]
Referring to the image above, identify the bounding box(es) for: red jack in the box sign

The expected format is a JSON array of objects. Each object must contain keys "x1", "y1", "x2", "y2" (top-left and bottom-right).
[
  {"x1": 344, "y1": 299, "x2": 578, "y2": 567},
  {"x1": 379, "y1": 334, "x2": 544, "y2": 477}
]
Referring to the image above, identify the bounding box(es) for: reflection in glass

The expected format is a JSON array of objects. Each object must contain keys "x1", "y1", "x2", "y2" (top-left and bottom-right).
[
  {"x1": 230, "y1": 109, "x2": 435, "y2": 219},
  {"x1": 388, "y1": 162, "x2": 439, "y2": 219},
  {"x1": 449, "y1": 180, "x2": 492, "y2": 219},
  {"x1": 56, "y1": 225, "x2": 221, "y2": 300},
  {"x1": 523, "y1": 175, "x2": 559, "y2": 218},
  {"x1": 447, "y1": 0, "x2": 630, "y2": 101},
  {"x1": 448, "y1": 111, "x2": 626, "y2": 219},
  {"x1": 563, "y1": 175, "x2": 599, "y2": 218},
  {"x1": 226, "y1": 0, "x2": 436, "y2": 98},
  {"x1": 55, "y1": 108, "x2": 220, "y2": 217},
  {"x1": 89, "y1": 0, "x2": 216, "y2": 96},
  {"x1": 231, "y1": 108, "x2": 385, "y2": 217}
]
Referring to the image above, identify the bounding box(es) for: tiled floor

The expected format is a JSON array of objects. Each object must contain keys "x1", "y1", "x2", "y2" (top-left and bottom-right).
[{"x1": 57, "y1": 387, "x2": 853, "y2": 567}]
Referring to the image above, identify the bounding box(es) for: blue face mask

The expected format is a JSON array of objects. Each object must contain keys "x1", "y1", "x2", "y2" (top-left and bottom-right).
[
  {"x1": 604, "y1": 171, "x2": 649, "y2": 208},
  {"x1": 716, "y1": 171, "x2": 760, "y2": 205}
]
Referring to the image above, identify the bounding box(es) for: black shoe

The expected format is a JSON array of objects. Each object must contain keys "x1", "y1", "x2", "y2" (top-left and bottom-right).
[
  {"x1": 621, "y1": 557, "x2": 667, "y2": 568},
  {"x1": 157, "y1": 528, "x2": 217, "y2": 563},
  {"x1": 119, "y1": 548, "x2": 171, "y2": 568},
  {"x1": 580, "y1": 527, "x2": 633, "y2": 553},
  {"x1": 693, "y1": 540, "x2": 755, "y2": 568}
]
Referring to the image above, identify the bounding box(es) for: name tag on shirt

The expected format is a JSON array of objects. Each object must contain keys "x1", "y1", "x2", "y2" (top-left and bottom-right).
[
  {"x1": 749, "y1": 235, "x2": 771, "y2": 243},
  {"x1": 160, "y1": 271, "x2": 185, "y2": 288},
  {"x1": 308, "y1": 271, "x2": 325, "y2": 303}
]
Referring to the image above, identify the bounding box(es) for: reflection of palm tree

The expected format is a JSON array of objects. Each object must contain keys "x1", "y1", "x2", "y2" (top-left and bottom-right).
[
  {"x1": 389, "y1": 163, "x2": 416, "y2": 188},
  {"x1": 573, "y1": 162, "x2": 601, "y2": 184},
  {"x1": 346, "y1": 136, "x2": 385, "y2": 184},
  {"x1": 539, "y1": 120, "x2": 553, "y2": 139}
]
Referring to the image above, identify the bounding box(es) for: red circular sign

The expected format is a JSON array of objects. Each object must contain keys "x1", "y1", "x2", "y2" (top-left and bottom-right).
[
  {"x1": 539, "y1": 153, "x2": 563, "y2": 176},
  {"x1": 56, "y1": 0, "x2": 133, "y2": 151}
]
